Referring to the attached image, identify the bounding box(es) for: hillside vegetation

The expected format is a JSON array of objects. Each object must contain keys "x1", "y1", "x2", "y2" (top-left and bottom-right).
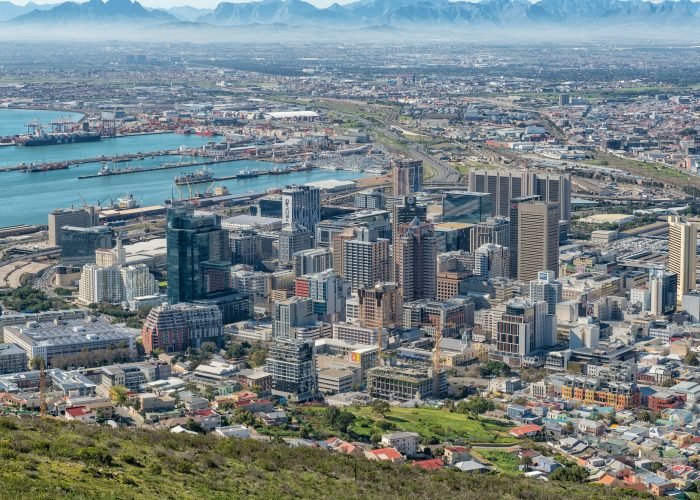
[{"x1": 0, "y1": 417, "x2": 651, "y2": 500}]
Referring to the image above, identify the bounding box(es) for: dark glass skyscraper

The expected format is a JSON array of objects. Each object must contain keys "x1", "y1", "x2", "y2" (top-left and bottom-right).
[{"x1": 166, "y1": 203, "x2": 232, "y2": 304}]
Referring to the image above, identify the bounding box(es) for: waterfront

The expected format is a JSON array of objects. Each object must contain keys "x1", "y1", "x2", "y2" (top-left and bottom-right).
[
  {"x1": 0, "y1": 108, "x2": 84, "y2": 137},
  {"x1": 0, "y1": 156, "x2": 363, "y2": 226}
]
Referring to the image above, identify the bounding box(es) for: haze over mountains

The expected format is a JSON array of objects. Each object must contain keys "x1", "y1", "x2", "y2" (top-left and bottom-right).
[{"x1": 3, "y1": 0, "x2": 700, "y2": 40}]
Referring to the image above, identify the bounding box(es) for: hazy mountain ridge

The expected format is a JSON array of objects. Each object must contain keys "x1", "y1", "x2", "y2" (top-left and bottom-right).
[
  {"x1": 5, "y1": 0, "x2": 700, "y2": 28},
  {"x1": 12, "y1": 0, "x2": 176, "y2": 23}
]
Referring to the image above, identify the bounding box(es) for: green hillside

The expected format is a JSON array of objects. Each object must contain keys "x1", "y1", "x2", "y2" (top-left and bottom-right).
[{"x1": 0, "y1": 417, "x2": 648, "y2": 500}]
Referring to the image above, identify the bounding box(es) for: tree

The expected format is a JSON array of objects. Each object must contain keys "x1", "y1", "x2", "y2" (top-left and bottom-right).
[
  {"x1": 521, "y1": 456, "x2": 533, "y2": 469},
  {"x1": 325, "y1": 406, "x2": 341, "y2": 428},
  {"x1": 563, "y1": 422, "x2": 575, "y2": 435},
  {"x1": 371, "y1": 399, "x2": 390, "y2": 418},
  {"x1": 109, "y1": 385, "x2": 129, "y2": 405},
  {"x1": 550, "y1": 465, "x2": 589, "y2": 483},
  {"x1": 639, "y1": 410, "x2": 653, "y2": 423},
  {"x1": 335, "y1": 412, "x2": 356, "y2": 433},
  {"x1": 684, "y1": 352, "x2": 699, "y2": 366},
  {"x1": 249, "y1": 348, "x2": 268, "y2": 368},
  {"x1": 648, "y1": 462, "x2": 664, "y2": 473},
  {"x1": 457, "y1": 396, "x2": 494, "y2": 420}
]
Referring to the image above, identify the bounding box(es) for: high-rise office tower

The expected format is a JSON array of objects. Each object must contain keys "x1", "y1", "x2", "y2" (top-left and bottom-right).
[
  {"x1": 60, "y1": 226, "x2": 113, "y2": 266},
  {"x1": 292, "y1": 248, "x2": 333, "y2": 277},
  {"x1": 474, "y1": 243, "x2": 510, "y2": 279},
  {"x1": 442, "y1": 191, "x2": 493, "y2": 224},
  {"x1": 527, "y1": 172, "x2": 572, "y2": 222},
  {"x1": 166, "y1": 203, "x2": 232, "y2": 304},
  {"x1": 265, "y1": 339, "x2": 317, "y2": 402},
  {"x1": 529, "y1": 270, "x2": 562, "y2": 315},
  {"x1": 509, "y1": 197, "x2": 559, "y2": 282},
  {"x1": 343, "y1": 227, "x2": 391, "y2": 292},
  {"x1": 332, "y1": 227, "x2": 356, "y2": 278},
  {"x1": 358, "y1": 282, "x2": 401, "y2": 329},
  {"x1": 474, "y1": 216, "x2": 510, "y2": 252},
  {"x1": 469, "y1": 170, "x2": 524, "y2": 218},
  {"x1": 395, "y1": 218, "x2": 438, "y2": 302},
  {"x1": 650, "y1": 269, "x2": 678, "y2": 316},
  {"x1": 469, "y1": 170, "x2": 571, "y2": 222},
  {"x1": 392, "y1": 159, "x2": 424, "y2": 196},
  {"x1": 391, "y1": 196, "x2": 427, "y2": 242},
  {"x1": 281, "y1": 185, "x2": 321, "y2": 232},
  {"x1": 48, "y1": 205, "x2": 99, "y2": 247},
  {"x1": 279, "y1": 224, "x2": 312, "y2": 265},
  {"x1": 668, "y1": 216, "x2": 697, "y2": 306}
]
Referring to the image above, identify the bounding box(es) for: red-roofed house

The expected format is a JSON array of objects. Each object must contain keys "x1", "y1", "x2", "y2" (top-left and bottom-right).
[
  {"x1": 412, "y1": 458, "x2": 444, "y2": 471},
  {"x1": 365, "y1": 447, "x2": 405, "y2": 463},
  {"x1": 192, "y1": 409, "x2": 221, "y2": 430},
  {"x1": 509, "y1": 424, "x2": 542, "y2": 438},
  {"x1": 65, "y1": 405, "x2": 96, "y2": 423}
]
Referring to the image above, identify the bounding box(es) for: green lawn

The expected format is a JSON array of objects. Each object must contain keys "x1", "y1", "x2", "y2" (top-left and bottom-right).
[
  {"x1": 346, "y1": 407, "x2": 516, "y2": 444},
  {"x1": 475, "y1": 450, "x2": 521, "y2": 474}
]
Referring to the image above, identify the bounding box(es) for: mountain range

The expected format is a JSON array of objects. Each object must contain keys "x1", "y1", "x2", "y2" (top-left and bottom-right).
[{"x1": 5, "y1": 0, "x2": 700, "y2": 28}]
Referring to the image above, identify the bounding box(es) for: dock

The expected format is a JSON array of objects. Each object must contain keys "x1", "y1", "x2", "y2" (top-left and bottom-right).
[
  {"x1": 182, "y1": 164, "x2": 315, "y2": 184},
  {"x1": 77, "y1": 157, "x2": 237, "y2": 180}
]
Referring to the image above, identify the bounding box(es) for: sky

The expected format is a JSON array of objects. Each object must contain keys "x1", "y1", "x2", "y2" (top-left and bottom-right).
[{"x1": 22, "y1": 0, "x2": 358, "y2": 8}]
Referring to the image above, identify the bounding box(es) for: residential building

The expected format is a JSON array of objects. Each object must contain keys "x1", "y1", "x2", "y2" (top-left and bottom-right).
[
  {"x1": 357, "y1": 282, "x2": 401, "y2": 329},
  {"x1": 292, "y1": 248, "x2": 333, "y2": 277},
  {"x1": 343, "y1": 227, "x2": 391, "y2": 292},
  {"x1": 273, "y1": 297, "x2": 315, "y2": 340},
  {"x1": 381, "y1": 432, "x2": 420, "y2": 457},
  {"x1": 650, "y1": 269, "x2": 678, "y2": 316},
  {"x1": 264, "y1": 339, "x2": 317, "y2": 402},
  {"x1": 529, "y1": 270, "x2": 562, "y2": 315},
  {"x1": 493, "y1": 299, "x2": 554, "y2": 366},
  {"x1": 402, "y1": 299, "x2": 474, "y2": 339},
  {"x1": 279, "y1": 224, "x2": 312, "y2": 265},
  {"x1": 0, "y1": 343, "x2": 28, "y2": 374},
  {"x1": 294, "y1": 270, "x2": 348, "y2": 322}
]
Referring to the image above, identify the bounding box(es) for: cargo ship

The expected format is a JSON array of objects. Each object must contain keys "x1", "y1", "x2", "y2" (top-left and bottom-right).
[
  {"x1": 26, "y1": 162, "x2": 71, "y2": 172},
  {"x1": 175, "y1": 167, "x2": 215, "y2": 185},
  {"x1": 16, "y1": 131, "x2": 101, "y2": 147},
  {"x1": 96, "y1": 163, "x2": 144, "y2": 176}
]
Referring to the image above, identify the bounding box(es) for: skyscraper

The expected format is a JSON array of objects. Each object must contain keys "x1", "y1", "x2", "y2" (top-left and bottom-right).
[
  {"x1": 392, "y1": 159, "x2": 423, "y2": 196},
  {"x1": 650, "y1": 269, "x2": 678, "y2": 316},
  {"x1": 343, "y1": 227, "x2": 391, "y2": 292},
  {"x1": 166, "y1": 204, "x2": 231, "y2": 304},
  {"x1": 469, "y1": 170, "x2": 523, "y2": 218},
  {"x1": 668, "y1": 216, "x2": 697, "y2": 306},
  {"x1": 442, "y1": 191, "x2": 492, "y2": 224},
  {"x1": 60, "y1": 226, "x2": 113, "y2": 266},
  {"x1": 509, "y1": 197, "x2": 559, "y2": 281},
  {"x1": 395, "y1": 218, "x2": 438, "y2": 302},
  {"x1": 529, "y1": 270, "x2": 562, "y2": 315},
  {"x1": 469, "y1": 170, "x2": 571, "y2": 222},
  {"x1": 391, "y1": 196, "x2": 427, "y2": 242},
  {"x1": 281, "y1": 185, "x2": 321, "y2": 232}
]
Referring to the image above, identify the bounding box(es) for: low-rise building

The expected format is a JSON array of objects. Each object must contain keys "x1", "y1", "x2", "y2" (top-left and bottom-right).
[{"x1": 381, "y1": 431, "x2": 420, "y2": 457}]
